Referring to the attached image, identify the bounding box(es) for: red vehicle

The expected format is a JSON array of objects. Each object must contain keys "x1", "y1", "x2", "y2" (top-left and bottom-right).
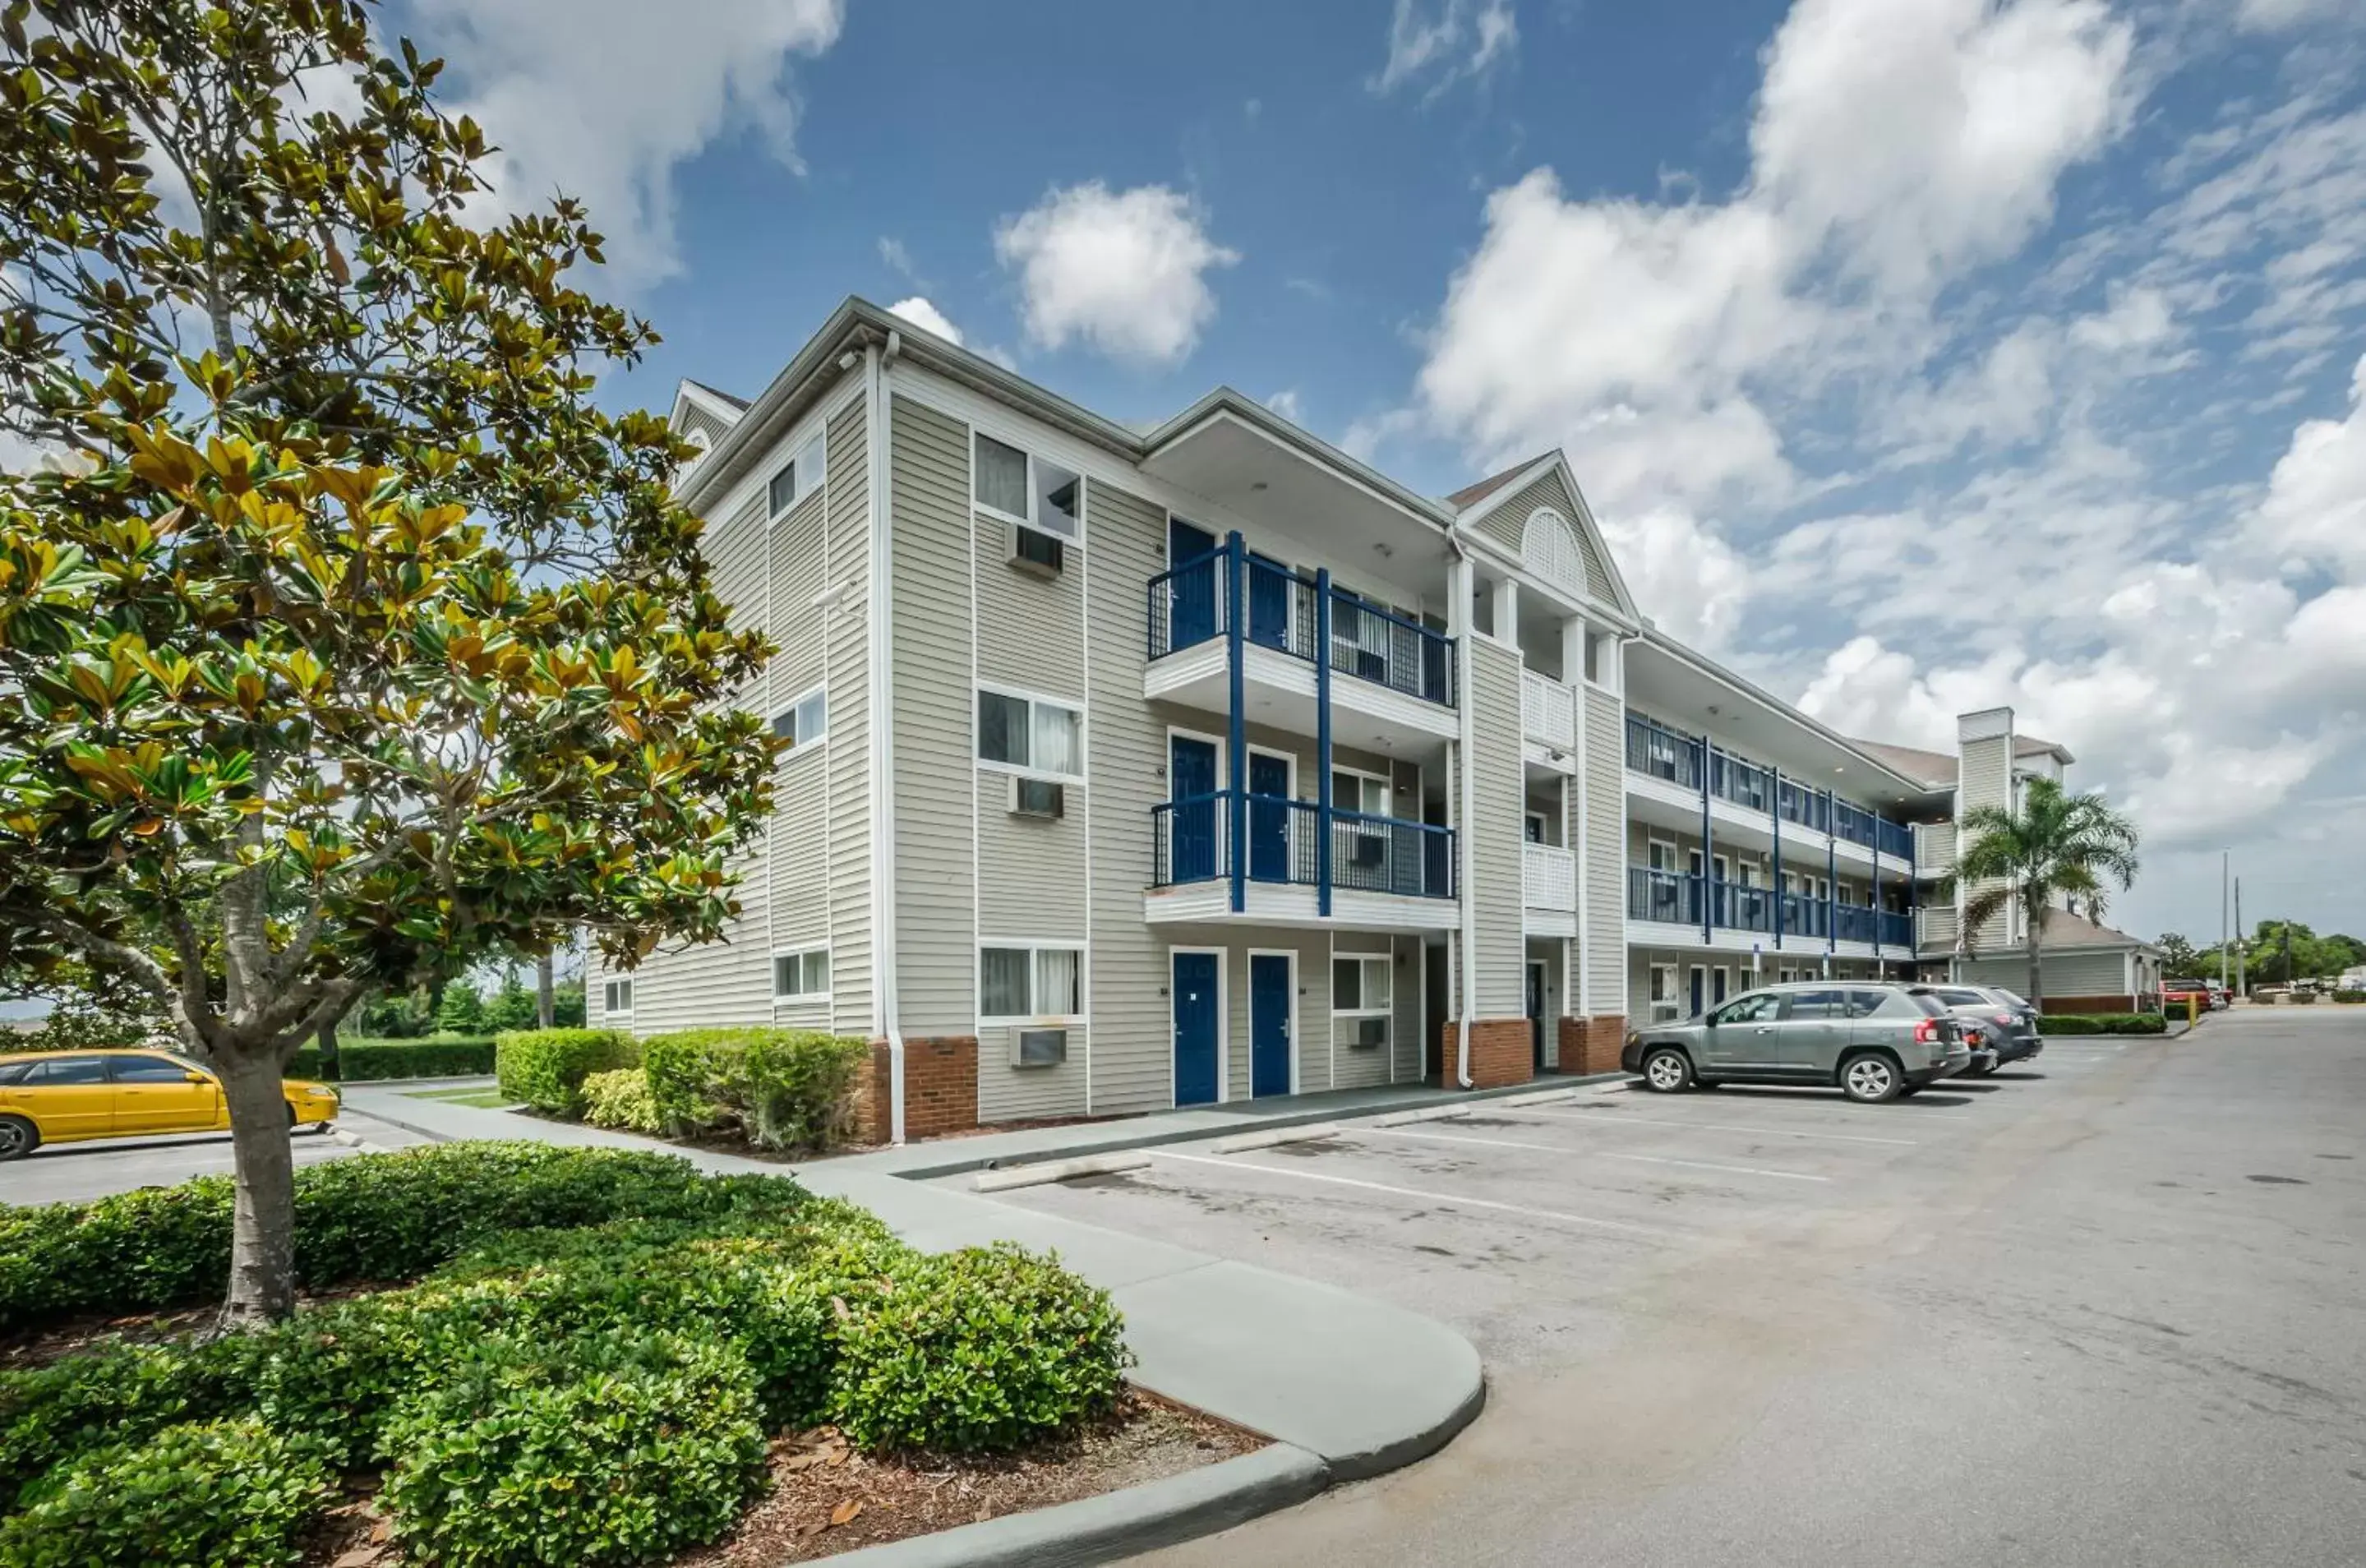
[{"x1": 2161, "y1": 979, "x2": 2209, "y2": 1016}]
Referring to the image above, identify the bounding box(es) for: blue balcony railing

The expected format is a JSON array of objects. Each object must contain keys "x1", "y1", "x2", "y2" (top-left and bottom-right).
[
  {"x1": 1879, "y1": 910, "x2": 1913, "y2": 948},
  {"x1": 1626, "y1": 713, "x2": 1703, "y2": 789},
  {"x1": 1629, "y1": 866, "x2": 1701, "y2": 926},
  {"x1": 1835, "y1": 904, "x2": 1880, "y2": 945},
  {"x1": 1151, "y1": 791, "x2": 1453, "y2": 900},
  {"x1": 1831, "y1": 799, "x2": 1878, "y2": 851},
  {"x1": 1777, "y1": 777, "x2": 1829, "y2": 834},
  {"x1": 1710, "y1": 751, "x2": 1773, "y2": 814},
  {"x1": 1876, "y1": 819, "x2": 1913, "y2": 861},
  {"x1": 1712, "y1": 879, "x2": 1776, "y2": 934},
  {"x1": 1147, "y1": 538, "x2": 1455, "y2": 708},
  {"x1": 1631, "y1": 866, "x2": 1914, "y2": 949},
  {"x1": 1783, "y1": 892, "x2": 1830, "y2": 941}
]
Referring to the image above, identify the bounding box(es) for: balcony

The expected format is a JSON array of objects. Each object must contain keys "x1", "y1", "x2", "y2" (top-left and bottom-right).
[
  {"x1": 1522, "y1": 843, "x2": 1576, "y2": 935},
  {"x1": 1146, "y1": 542, "x2": 1457, "y2": 749},
  {"x1": 1146, "y1": 790, "x2": 1457, "y2": 929},
  {"x1": 1521, "y1": 669, "x2": 1576, "y2": 772},
  {"x1": 1626, "y1": 708, "x2": 1921, "y2": 869},
  {"x1": 1626, "y1": 712, "x2": 1703, "y2": 790},
  {"x1": 1626, "y1": 867, "x2": 1915, "y2": 956}
]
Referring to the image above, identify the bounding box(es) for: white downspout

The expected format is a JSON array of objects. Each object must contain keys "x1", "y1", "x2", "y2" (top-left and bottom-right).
[
  {"x1": 864, "y1": 335, "x2": 907, "y2": 1144},
  {"x1": 1450, "y1": 546, "x2": 1477, "y2": 1089}
]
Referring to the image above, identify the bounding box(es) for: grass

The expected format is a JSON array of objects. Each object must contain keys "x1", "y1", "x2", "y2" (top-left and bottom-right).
[{"x1": 402, "y1": 1086, "x2": 514, "y2": 1109}]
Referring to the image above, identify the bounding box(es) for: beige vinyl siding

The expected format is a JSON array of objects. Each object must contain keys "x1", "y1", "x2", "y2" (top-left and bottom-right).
[
  {"x1": 1583, "y1": 686, "x2": 1626, "y2": 1011},
  {"x1": 1914, "y1": 820, "x2": 1955, "y2": 874},
  {"x1": 823, "y1": 399, "x2": 874, "y2": 1036},
  {"x1": 1964, "y1": 948, "x2": 2124, "y2": 996},
  {"x1": 1084, "y1": 480, "x2": 1175, "y2": 1113},
  {"x1": 887, "y1": 394, "x2": 976, "y2": 1038},
  {"x1": 1920, "y1": 905, "x2": 1960, "y2": 949},
  {"x1": 1468, "y1": 639, "x2": 1526, "y2": 1018},
  {"x1": 1225, "y1": 929, "x2": 1331, "y2": 1100},
  {"x1": 767, "y1": 483, "x2": 831, "y2": 953},
  {"x1": 1958, "y1": 733, "x2": 2012, "y2": 949},
  {"x1": 973, "y1": 512, "x2": 1086, "y2": 702},
  {"x1": 975, "y1": 768, "x2": 1087, "y2": 940},
  {"x1": 1392, "y1": 934, "x2": 1426, "y2": 1083},
  {"x1": 978, "y1": 1022, "x2": 1090, "y2": 1123},
  {"x1": 1470, "y1": 468, "x2": 1614, "y2": 603}
]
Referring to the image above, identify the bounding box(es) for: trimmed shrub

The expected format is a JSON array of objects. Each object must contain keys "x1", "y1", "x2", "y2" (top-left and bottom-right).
[
  {"x1": 583, "y1": 1066, "x2": 661, "y2": 1132},
  {"x1": 0, "y1": 1343, "x2": 245, "y2": 1509},
  {"x1": 2332, "y1": 989, "x2": 2364, "y2": 1004},
  {"x1": 381, "y1": 1331, "x2": 768, "y2": 1568},
  {"x1": 828, "y1": 1243, "x2": 1131, "y2": 1453},
  {"x1": 2041, "y1": 1012, "x2": 2167, "y2": 1035},
  {"x1": 0, "y1": 1418, "x2": 334, "y2": 1568},
  {"x1": 495, "y1": 1027, "x2": 633, "y2": 1115},
  {"x1": 0, "y1": 1143, "x2": 738, "y2": 1331},
  {"x1": 287, "y1": 1035, "x2": 496, "y2": 1081},
  {"x1": 643, "y1": 1027, "x2": 869, "y2": 1152}
]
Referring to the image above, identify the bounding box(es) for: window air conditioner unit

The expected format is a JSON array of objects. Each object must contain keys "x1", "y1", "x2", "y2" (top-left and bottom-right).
[
  {"x1": 1350, "y1": 1016, "x2": 1386, "y2": 1049},
  {"x1": 1349, "y1": 832, "x2": 1386, "y2": 869},
  {"x1": 1012, "y1": 1027, "x2": 1068, "y2": 1068},
  {"x1": 1009, "y1": 522, "x2": 1064, "y2": 579},
  {"x1": 1008, "y1": 775, "x2": 1065, "y2": 819}
]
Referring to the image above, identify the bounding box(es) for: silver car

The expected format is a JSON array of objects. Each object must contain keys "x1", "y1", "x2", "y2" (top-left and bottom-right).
[
  {"x1": 1928, "y1": 985, "x2": 2043, "y2": 1072},
  {"x1": 1621, "y1": 981, "x2": 1972, "y2": 1104}
]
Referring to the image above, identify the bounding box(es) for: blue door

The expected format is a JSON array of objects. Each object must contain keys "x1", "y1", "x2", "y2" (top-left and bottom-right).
[
  {"x1": 1250, "y1": 953, "x2": 1292, "y2": 1098},
  {"x1": 1247, "y1": 552, "x2": 1293, "y2": 652},
  {"x1": 1173, "y1": 952, "x2": 1220, "y2": 1106},
  {"x1": 1247, "y1": 752, "x2": 1291, "y2": 883},
  {"x1": 1167, "y1": 518, "x2": 1218, "y2": 651},
  {"x1": 1169, "y1": 735, "x2": 1220, "y2": 883},
  {"x1": 1690, "y1": 966, "x2": 1705, "y2": 1017}
]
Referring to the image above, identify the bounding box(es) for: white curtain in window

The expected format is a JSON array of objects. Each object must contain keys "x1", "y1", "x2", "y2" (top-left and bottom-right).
[
  {"x1": 1034, "y1": 705, "x2": 1081, "y2": 776},
  {"x1": 981, "y1": 948, "x2": 1031, "y2": 1017},
  {"x1": 975, "y1": 435, "x2": 1029, "y2": 517},
  {"x1": 1036, "y1": 948, "x2": 1079, "y2": 1016}
]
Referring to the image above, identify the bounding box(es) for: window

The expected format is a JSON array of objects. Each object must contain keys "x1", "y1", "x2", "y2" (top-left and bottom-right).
[
  {"x1": 1524, "y1": 812, "x2": 1547, "y2": 845},
  {"x1": 602, "y1": 978, "x2": 634, "y2": 1016},
  {"x1": 1331, "y1": 769, "x2": 1390, "y2": 818},
  {"x1": 1845, "y1": 989, "x2": 1902, "y2": 1018},
  {"x1": 110, "y1": 1055, "x2": 199, "y2": 1082},
  {"x1": 980, "y1": 945, "x2": 1082, "y2": 1022},
  {"x1": 766, "y1": 432, "x2": 827, "y2": 519},
  {"x1": 1649, "y1": 963, "x2": 1681, "y2": 1022},
  {"x1": 1712, "y1": 992, "x2": 1782, "y2": 1026},
  {"x1": 24, "y1": 1056, "x2": 108, "y2": 1085},
  {"x1": 1334, "y1": 955, "x2": 1391, "y2": 1049},
  {"x1": 0, "y1": 1061, "x2": 30, "y2": 1086},
  {"x1": 1788, "y1": 989, "x2": 1847, "y2": 1019},
  {"x1": 772, "y1": 685, "x2": 828, "y2": 748},
  {"x1": 977, "y1": 689, "x2": 1082, "y2": 778},
  {"x1": 973, "y1": 432, "x2": 1080, "y2": 540},
  {"x1": 773, "y1": 947, "x2": 830, "y2": 1001}
]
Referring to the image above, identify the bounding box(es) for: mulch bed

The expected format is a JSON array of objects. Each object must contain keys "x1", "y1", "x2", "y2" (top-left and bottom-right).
[{"x1": 296, "y1": 1388, "x2": 1261, "y2": 1567}]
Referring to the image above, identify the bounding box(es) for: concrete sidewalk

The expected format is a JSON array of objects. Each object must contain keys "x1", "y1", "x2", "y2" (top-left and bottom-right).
[{"x1": 344, "y1": 1082, "x2": 1497, "y2": 1483}]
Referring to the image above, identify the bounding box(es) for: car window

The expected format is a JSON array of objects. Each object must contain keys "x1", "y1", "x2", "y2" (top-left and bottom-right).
[
  {"x1": 1787, "y1": 989, "x2": 1847, "y2": 1020},
  {"x1": 1712, "y1": 993, "x2": 1783, "y2": 1025},
  {"x1": 1899, "y1": 989, "x2": 1949, "y2": 1015},
  {"x1": 22, "y1": 1055, "x2": 108, "y2": 1086},
  {"x1": 1995, "y1": 989, "x2": 2030, "y2": 1008},
  {"x1": 1935, "y1": 989, "x2": 1987, "y2": 1006},
  {"x1": 108, "y1": 1055, "x2": 199, "y2": 1083},
  {"x1": 0, "y1": 1060, "x2": 30, "y2": 1086},
  {"x1": 1843, "y1": 989, "x2": 1898, "y2": 1017}
]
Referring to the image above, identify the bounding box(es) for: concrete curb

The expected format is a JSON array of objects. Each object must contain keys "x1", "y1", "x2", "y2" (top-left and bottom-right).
[
  {"x1": 810, "y1": 1443, "x2": 1330, "y2": 1568},
  {"x1": 974, "y1": 1152, "x2": 1151, "y2": 1192},
  {"x1": 1202, "y1": 1122, "x2": 1343, "y2": 1155}
]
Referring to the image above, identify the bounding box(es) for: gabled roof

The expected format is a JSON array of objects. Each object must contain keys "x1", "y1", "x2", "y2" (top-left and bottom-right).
[
  {"x1": 1848, "y1": 738, "x2": 1958, "y2": 785},
  {"x1": 2017, "y1": 734, "x2": 2074, "y2": 764},
  {"x1": 1446, "y1": 452, "x2": 1555, "y2": 512},
  {"x1": 2033, "y1": 910, "x2": 2154, "y2": 953},
  {"x1": 683, "y1": 379, "x2": 748, "y2": 412}
]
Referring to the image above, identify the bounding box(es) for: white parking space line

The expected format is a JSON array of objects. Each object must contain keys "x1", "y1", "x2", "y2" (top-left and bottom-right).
[
  {"x1": 1363, "y1": 1126, "x2": 1832, "y2": 1183},
  {"x1": 1150, "y1": 1149, "x2": 1681, "y2": 1239},
  {"x1": 1515, "y1": 1105, "x2": 1921, "y2": 1146}
]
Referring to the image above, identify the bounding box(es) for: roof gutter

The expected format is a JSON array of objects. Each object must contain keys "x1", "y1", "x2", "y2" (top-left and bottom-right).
[{"x1": 862, "y1": 334, "x2": 906, "y2": 1145}]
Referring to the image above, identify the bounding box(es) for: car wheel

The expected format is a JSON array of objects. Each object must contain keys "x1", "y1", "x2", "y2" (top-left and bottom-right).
[
  {"x1": 1839, "y1": 1052, "x2": 1902, "y2": 1104},
  {"x1": 1640, "y1": 1046, "x2": 1695, "y2": 1093},
  {"x1": 0, "y1": 1115, "x2": 38, "y2": 1161}
]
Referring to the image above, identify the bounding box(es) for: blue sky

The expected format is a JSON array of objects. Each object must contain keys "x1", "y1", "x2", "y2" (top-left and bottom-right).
[{"x1": 392, "y1": 0, "x2": 2366, "y2": 945}]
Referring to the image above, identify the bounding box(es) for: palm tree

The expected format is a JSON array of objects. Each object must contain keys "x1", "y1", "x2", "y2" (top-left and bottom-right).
[{"x1": 1948, "y1": 777, "x2": 2141, "y2": 1012}]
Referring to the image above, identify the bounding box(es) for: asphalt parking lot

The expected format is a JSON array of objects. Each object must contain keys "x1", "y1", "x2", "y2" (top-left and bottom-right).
[
  {"x1": 957, "y1": 1009, "x2": 2366, "y2": 1567},
  {"x1": 0, "y1": 1106, "x2": 430, "y2": 1207}
]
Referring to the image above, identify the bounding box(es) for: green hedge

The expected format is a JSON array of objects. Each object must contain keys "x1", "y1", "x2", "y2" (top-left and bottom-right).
[
  {"x1": 0, "y1": 1418, "x2": 335, "y2": 1568},
  {"x1": 0, "y1": 1143, "x2": 759, "y2": 1333},
  {"x1": 286, "y1": 1036, "x2": 496, "y2": 1082},
  {"x1": 2333, "y1": 989, "x2": 2364, "y2": 1003},
  {"x1": 492, "y1": 1028, "x2": 632, "y2": 1115},
  {"x1": 642, "y1": 1028, "x2": 869, "y2": 1153},
  {"x1": 582, "y1": 1067, "x2": 661, "y2": 1132},
  {"x1": 2039, "y1": 1012, "x2": 2168, "y2": 1035}
]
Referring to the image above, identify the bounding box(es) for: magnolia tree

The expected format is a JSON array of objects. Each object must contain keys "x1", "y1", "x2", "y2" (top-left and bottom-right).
[{"x1": 0, "y1": 0, "x2": 779, "y2": 1321}]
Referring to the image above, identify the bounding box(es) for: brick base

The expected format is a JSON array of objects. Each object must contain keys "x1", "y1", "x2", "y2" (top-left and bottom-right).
[
  {"x1": 850, "y1": 1036, "x2": 979, "y2": 1143},
  {"x1": 1556, "y1": 1014, "x2": 1629, "y2": 1076},
  {"x1": 2043, "y1": 994, "x2": 2140, "y2": 1014},
  {"x1": 1441, "y1": 1017, "x2": 1534, "y2": 1089}
]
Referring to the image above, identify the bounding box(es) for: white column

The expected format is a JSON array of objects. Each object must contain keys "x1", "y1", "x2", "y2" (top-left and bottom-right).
[{"x1": 1492, "y1": 576, "x2": 1520, "y2": 647}]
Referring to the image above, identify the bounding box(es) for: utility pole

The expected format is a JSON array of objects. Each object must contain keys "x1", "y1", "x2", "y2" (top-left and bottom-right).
[
  {"x1": 2220, "y1": 851, "x2": 2230, "y2": 994},
  {"x1": 2234, "y1": 877, "x2": 2245, "y2": 996}
]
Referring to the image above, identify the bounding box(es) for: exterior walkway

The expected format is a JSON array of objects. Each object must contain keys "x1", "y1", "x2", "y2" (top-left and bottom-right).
[{"x1": 341, "y1": 1077, "x2": 1552, "y2": 1480}]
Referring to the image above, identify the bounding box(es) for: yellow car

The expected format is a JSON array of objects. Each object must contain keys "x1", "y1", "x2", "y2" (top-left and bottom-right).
[{"x1": 0, "y1": 1048, "x2": 339, "y2": 1160}]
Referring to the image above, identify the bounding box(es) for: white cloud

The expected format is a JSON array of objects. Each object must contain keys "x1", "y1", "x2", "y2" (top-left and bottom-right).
[
  {"x1": 2235, "y1": 0, "x2": 2354, "y2": 31},
  {"x1": 408, "y1": 0, "x2": 844, "y2": 291},
  {"x1": 2248, "y1": 352, "x2": 2366, "y2": 579},
  {"x1": 1372, "y1": 0, "x2": 1519, "y2": 99},
  {"x1": 879, "y1": 237, "x2": 920, "y2": 285},
  {"x1": 1265, "y1": 389, "x2": 1306, "y2": 423},
  {"x1": 994, "y1": 182, "x2": 1239, "y2": 367},
  {"x1": 885, "y1": 297, "x2": 964, "y2": 348}
]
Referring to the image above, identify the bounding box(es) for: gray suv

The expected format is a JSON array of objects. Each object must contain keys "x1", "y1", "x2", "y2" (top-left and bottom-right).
[{"x1": 1621, "y1": 981, "x2": 1972, "y2": 1104}]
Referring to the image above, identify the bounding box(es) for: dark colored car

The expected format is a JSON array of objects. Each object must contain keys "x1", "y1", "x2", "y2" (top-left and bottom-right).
[
  {"x1": 1621, "y1": 981, "x2": 1972, "y2": 1105},
  {"x1": 1930, "y1": 985, "x2": 2045, "y2": 1072}
]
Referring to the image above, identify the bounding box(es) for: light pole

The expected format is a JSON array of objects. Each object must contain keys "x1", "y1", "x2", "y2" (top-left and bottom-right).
[{"x1": 2220, "y1": 851, "x2": 2230, "y2": 995}]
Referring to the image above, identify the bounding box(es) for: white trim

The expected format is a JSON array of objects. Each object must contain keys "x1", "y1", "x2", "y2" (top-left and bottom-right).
[
  {"x1": 600, "y1": 976, "x2": 635, "y2": 1018},
  {"x1": 1165, "y1": 723, "x2": 1228, "y2": 796},
  {"x1": 773, "y1": 682, "x2": 829, "y2": 751},
  {"x1": 968, "y1": 426, "x2": 1084, "y2": 546},
  {"x1": 976, "y1": 939, "x2": 1086, "y2": 1028},
  {"x1": 765, "y1": 427, "x2": 829, "y2": 524},
  {"x1": 1246, "y1": 947, "x2": 1300, "y2": 1097},
  {"x1": 866, "y1": 348, "x2": 903, "y2": 1143},
  {"x1": 1080, "y1": 475, "x2": 1095, "y2": 1115},
  {"x1": 1246, "y1": 744, "x2": 1298, "y2": 799},
  {"x1": 975, "y1": 681, "x2": 1085, "y2": 782},
  {"x1": 1170, "y1": 945, "x2": 1229, "y2": 1107}
]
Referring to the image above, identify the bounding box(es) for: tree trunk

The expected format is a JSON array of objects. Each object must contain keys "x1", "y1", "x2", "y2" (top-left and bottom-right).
[
  {"x1": 2026, "y1": 931, "x2": 2044, "y2": 1016},
  {"x1": 536, "y1": 950, "x2": 555, "y2": 1030},
  {"x1": 219, "y1": 1049, "x2": 299, "y2": 1326},
  {"x1": 316, "y1": 1018, "x2": 339, "y2": 1082}
]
